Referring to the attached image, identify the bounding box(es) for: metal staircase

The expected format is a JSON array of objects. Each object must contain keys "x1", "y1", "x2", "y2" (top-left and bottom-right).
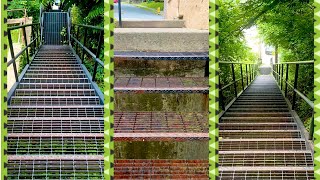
[
  {"x1": 114, "y1": 51, "x2": 209, "y2": 178},
  {"x1": 7, "y1": 10, "x2": 104, "y2": 179},
  {"x1": 219, "y1": 75, "x2": 314, "y2": 179}
]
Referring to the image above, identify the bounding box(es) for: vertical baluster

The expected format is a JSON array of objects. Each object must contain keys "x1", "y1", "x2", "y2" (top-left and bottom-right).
[
  {"x1": 285, "y1": 64, "x2": 289, "y2": 96},
  {"x1": 309, "y1": 111, "x2": 314, "y2": 140},
  {"x1": 93, "y1": 31, "x2": 103, "y2": 81},
  {"x1": 240, "y1": 64, "x2": 244, "y2": 90},
  {"x1": 292, "y1": 64, "x2": 299, "y2": 110},
  {"x1": 281, "y1": 64, "x2": 284, "y2": 89},
  {"x1": 219, "y1": 76, "x2": 225, "y2": 111},
  {"x1": 231, "y1": 64, "x2": 237, "y2": 97},
  {"x1": 22, "y1": 27, "x2": 30, "y2": 64},
  {"x1": 8, "y1": 30, "x2": 19, "y2": 82},
  {"x1": 81, "y1": 28, "x2": 87, "y2": 63},
  {"x1": 246, "y1": 64, "x2": 248, "y2": 86}
]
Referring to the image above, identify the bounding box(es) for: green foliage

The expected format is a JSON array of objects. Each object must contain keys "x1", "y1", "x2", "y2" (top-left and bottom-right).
[
  {"x1": 220, "y1": 0, "x2": 314, "y2": 127},
  {"x1": 139, "y1": 2, "x2": 164, "y2": 11},
  {"x1": 219, "y1": 0, "x2": 258, "y2": 63},
  {"x1": 8, "y1": 0, "x2": 41, "y2": 23},
  {"x1": 70, "y1": 4, "x2": 82, "y2": 24}
]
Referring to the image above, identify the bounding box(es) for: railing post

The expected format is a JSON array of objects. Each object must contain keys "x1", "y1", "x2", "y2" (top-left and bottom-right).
[
  {"x1": 35, "y1": 24, "x2": 39, "y2": 50},
  {"x1": 76, "y1": 26, "x2": 80, "y2": 54},
  {"x1": 118, "y1": 0, "x2": 122, "y2": 27},
  {"x1": 240, "y1": 64, "x2": 244, "y2": 90},
  {"x1": 204, "y1": 60, "x2": 209, "y2": 77},
  {"x1": 246, "y1": 64, "x2": 248, "y2": 86},
  {"x1": 22, "y1": 27, "x2": 30, "y2": 64},
  {"x1": 93, "y1": 31, "x2": 103, "y2": 81},
  {"x1": 285, "y1": 64, "x2": 289, "y2": 96},
  {"x1": 292, "y1": 64, "x2": 299, "y2": 110},
  {"x1": 219, "y1": 76, "x2": 225, "y2": 111},
  {"x1": 231, "y1": 64, "x2": 237, "y2": 97},
  {"x1": 309, "y1": 111, "x2": 314, "y2": 140},
  {"x1": 81, "y1": 28, "x2": 87, "y2": 63},
  {"x1": 31, "y1": 25, "x2": 35, "y2": 55},
  {"x1": 281, "y1": 64, "x2": 284, "y2": 90},
  {"x1": 8, "y1": 30, "x2": 19, "y2": 82},
  {"x1": 249, "y1": 64, "x2": 252, "y2": 82}
]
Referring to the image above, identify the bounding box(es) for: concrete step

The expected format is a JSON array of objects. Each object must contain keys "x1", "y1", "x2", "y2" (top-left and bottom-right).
[
  {"x1": 116, "y1": 20, "x2": 185, "y2": 28},
  {"x1": 115, "y1": 28, "x2": 208, "y2": 52}
]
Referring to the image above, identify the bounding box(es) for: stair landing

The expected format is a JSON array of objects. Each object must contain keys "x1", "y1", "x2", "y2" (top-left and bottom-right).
[{"x1": 219, "y1": 75, "x2": 314, "y2": 179}]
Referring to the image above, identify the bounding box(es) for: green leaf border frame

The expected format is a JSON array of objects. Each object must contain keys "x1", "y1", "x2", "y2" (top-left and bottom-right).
[
  {"x1": 1, "y1": 0, "x2": 8, "y2": 179},
  {"x1": 315, "y1": 0, "x2": 319, "y2": 179},
  {"x1": 209, "y1": 0, "x2": 219, "y2": 179},
  {"x1": 104, "y1": 0, "x2": 114, "y2": 179}
]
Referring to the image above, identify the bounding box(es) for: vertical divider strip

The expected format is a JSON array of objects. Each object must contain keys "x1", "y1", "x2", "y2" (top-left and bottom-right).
[
  {"x1": 314, "y1": 0, "x2": 319, "y2": 179},
  {"x1": 209, "y1": 0, "x2": 219, "y2": 179},
  {"x1": 1, "y1": 0, "x2": 8, "y2": 180},
  {"x1": 104, "y1": 0, "x2": 115, "y2": 179}
]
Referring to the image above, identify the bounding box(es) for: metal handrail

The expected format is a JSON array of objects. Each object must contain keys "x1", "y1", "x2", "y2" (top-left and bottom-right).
[
  {"x1": 71, "y1": 24, "x2": 104, "y2": 82},
  {"x1": 7, "y1": 23, "x2": 41, "y2": 81},
  {"x1": 272, "y1": 61, "x2": 314, "y2": 140},
  {"x1": 219, "y1": 62, "x2": 258, "y2": 112}
]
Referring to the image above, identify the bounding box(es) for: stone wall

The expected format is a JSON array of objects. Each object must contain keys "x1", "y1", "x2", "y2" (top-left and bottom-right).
[{"x1": 164, "y1": 0, "x2": 209, "y2": 30}]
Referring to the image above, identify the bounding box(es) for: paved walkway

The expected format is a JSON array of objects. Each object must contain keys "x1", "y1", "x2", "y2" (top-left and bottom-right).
[{"x1": 114, "y1": 3, "x2": 163, "y2": 20}]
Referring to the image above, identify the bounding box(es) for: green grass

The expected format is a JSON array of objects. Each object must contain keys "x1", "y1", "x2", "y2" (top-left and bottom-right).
[
  {"x1": 10, "y1": 29, "x2": 21, "y2": 43},
  {"x1": 139, "y1": 1, "x2": 164, "y2": 11}
]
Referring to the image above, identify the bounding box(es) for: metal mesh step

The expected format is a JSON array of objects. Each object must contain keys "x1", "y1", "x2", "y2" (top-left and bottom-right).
[
  {"x1": 21, "y1": 78, "x2": 89, "y2": 83},
  {"x1": 24, "y1": 74, "x2": 86, "y2": 79},
  {"x1": 14, "y1": 89, "x2": 97, "y2": 96},
  {"x1": 220, "y1": 123, "x2": 297, "y2": 130},
  {"x1": 18, "y1": 83, "x2": 93, "y2": 89},
  {"x1": 114, "y1": 51, "x2": 209, "y2": 61},
  {"x1": 29, "y1": 64, "x2": 81, "y2": 67},
  {"x1": 27, "y1": 70, "x2": 84, "y2": 74},
  {"x1": 219, "y1": 151, "x2": 313, "y2": 167},
  {"x1": 220, "y1": 130, "x2": 301, "y2": 139},
  {"x1": 8, "y1": 157, "x2": 104, "y2": 179},
  {"x1": 115, "y1": 159, "x2": 208, "y2": 179},
  {"x1": 115, "y1": 112, "x2": 208, "y2": 133},
  {"x1": 28, "y1": 66, "x2": 83, "y2": 70},
  {"x1": 10, "y1": 96, "x2": 101, "y2": 106},
  {"x1": 219, "y1": 139, "x2": 307, "y2": 151},
  {"x1": 223, "y1": 112, "x2": 292, "y2": 117},
  {"x1": 115, "y1": 77, "x2": 208, "y2": 93},
  {"x1": 8, "y1": 136, "x2": 103, "y2": 155},
  {"x1": 220, "y1": 117, "x2": 295, "y2": 123},
  {"x1": 8, "y1": 106, "x2": 104, "y2": 117},
  {"x1": 219, "y1": 169, "x2": 313, "y2": 180},
  {"x1": 8, "y1": 117, "x2": 103, "y2": 133},
  {"x1": 228, "y1": 108, "x2": 289, "y2": 112}
]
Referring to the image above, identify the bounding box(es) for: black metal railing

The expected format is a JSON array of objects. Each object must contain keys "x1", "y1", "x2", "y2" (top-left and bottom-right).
[
  {"x1": 219, "y1": 62, "x2": 258, "y2": 112},
  {"x1": 70, "y1": 24, "x2": 104, "y2": 83},
  {"x1": 7, "y1": 23, "x2": 41, "y2": 82},
  {"x1": 272, "y1": 61, "x2": 314, "y2": 140}
]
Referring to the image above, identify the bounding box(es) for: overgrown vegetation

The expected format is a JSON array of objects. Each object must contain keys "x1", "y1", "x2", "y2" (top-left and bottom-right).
[
  {"x1": 8, "y1": 0, "x2": 104, "y2": 91},
  {"x1": 220, "y1": 0, "x2": 313, "y2": 129}
]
